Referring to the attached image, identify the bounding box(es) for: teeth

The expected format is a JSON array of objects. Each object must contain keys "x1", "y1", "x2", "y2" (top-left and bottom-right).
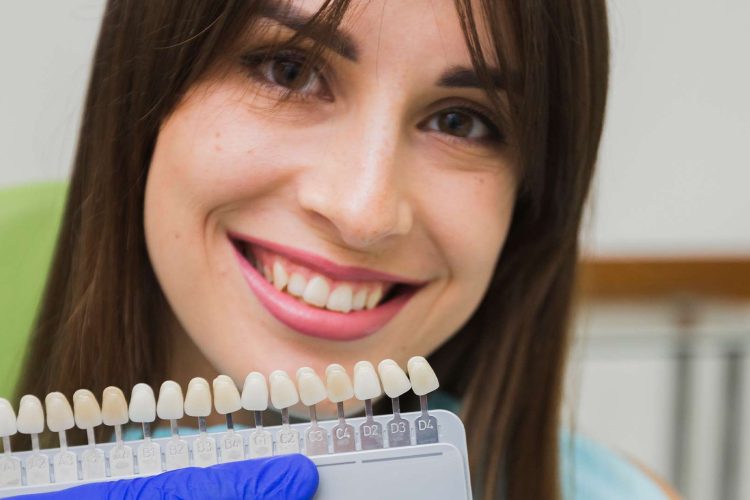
[
  {"x1": 287, "y1": 273, "x2": 307, "y2": 297},
  {"x1": 272, "y1": 261, "x2": 288, "y2": 291},
  {"x1": 366, "y1": 285, "x2": 383, "y2": 310},
  {"x1": 269, "y1": 370, "x2": 299, "y2": 410},
  {"x1": 128, "y1": 383, "x2": 156, "y2": 423},
  {"x1": 73, "y1": 389, "x2": 103, "y2": 429},
  {"x1": 325, "y1": 364, "x2": 354, "y2": 403},
  {"x1": 17, "y1": 395, "x2": 45, "y2": 435},
  {"x1": 352, "y1": 289, "x2": 367, "y2": 310},
  {"x1": 0, "y1": 398, "x2": 18, "y2": 437},
  {"x1": 184, "y1": 377, "x2": 212, "y2": 418},
  {"x1": 45, "y1": 392, "x2": 74, "y2": 433},
  {"x1": 262, "y1": 265, "x2": 272, "y2": 281},
  {"x1": 326, "y1": 285, "x2": 353, "y2": 313},
  {"x1": 302, "y1": 276, "x2": 329, "y2": 307},
  {"x1": 296, "y1": 367, "x2": 327, "y2": 407},
  {"x1": 407, "y1": 356, "x2": 440, "y2": 396},
  {"x1": 101, "y1": 387, "x2": 129, "y2": 427},
  {"x1": 241, "y1": 372, "x2": 269, "y2": 412},
  {"x1": 212, "y1": 375, "x2": 242, "y2": 415},
  {"x1": 377, "y1": 359, "x2": 412, "y2": 399},
  {"x1": 353, "y1": 361, "x2": 382, "y2": 401},
  {"x1": 156, "y1": 380, "x2": 184, "y2": 421}
]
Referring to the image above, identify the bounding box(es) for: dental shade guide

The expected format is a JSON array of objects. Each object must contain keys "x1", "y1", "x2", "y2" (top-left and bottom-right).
[
  {"x1": 353, "y1": 361, "x2": 384, "y2": 450},
  {"x1": 212, "y1": 375, "x2": 244, "y2": 462},
  {"x1": 241, "y1": 371, "x2": 272, "y2": 458},
  {"x1": 128, "y1": 383, "x2": 161, "y2": 475},
  {"x1": 296, "y1": 367, "x2": 330, "y2": 456},
  {"x1": 325, "y1": 364, "x2": 356, "y2": 453},
  {"x1": 0, "y1": 358, "x2": 473, "y2": 499},
  {"x1": 44, "y1": 393, "x2": 77, "y2": 483},
  {"x1": 407, "y1": 356, "x2": 440, "y2": 444},
  {"x1": 156, "y1": 381, "x2": 189, "y2": 470},
  {"x1": 269, "y1": 370, "x2": 301, "y2": 454},
  {"x1": 377, "y1": 359, "x2": 413, "y2": 447}
]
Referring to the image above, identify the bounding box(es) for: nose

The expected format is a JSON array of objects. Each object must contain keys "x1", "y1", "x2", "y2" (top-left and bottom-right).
[{"x1": 296, "y1": 105, "x2": 414, "y2": 250}]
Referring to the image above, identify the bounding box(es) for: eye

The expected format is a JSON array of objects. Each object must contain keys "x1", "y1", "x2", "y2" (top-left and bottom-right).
[
  {"x1": 241, "y1": 48, "x2": 330, "y2": 100},
  {"x1": 423, "y1": 107, "x2": 505, "y2": 145}
]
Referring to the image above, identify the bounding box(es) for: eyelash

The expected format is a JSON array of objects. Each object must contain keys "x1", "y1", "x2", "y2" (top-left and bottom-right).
[{"x1": 240, "y1": 47, "x2": 506, "y2": 147}]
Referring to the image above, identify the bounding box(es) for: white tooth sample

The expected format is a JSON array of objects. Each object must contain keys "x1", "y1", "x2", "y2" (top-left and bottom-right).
[
  {"x1": 184, "y1": 377, "x2": 212, "y2": 417},
  {"x1": 407, "y1": 356, "x2": 440, "y2": 396},
  {"x1": 269, "y1": 370, "x2": 299, "y2": 409},
  {"x1": 17, "y1": 395, "x2": 45, "y2": 435},
  {"x1": 241, "y1": 372, "x2": 269, "y2": 411},
  {"x1": 365, "y1": 285, "x2": 383, "y2": 309},
  {"x1": 296, "y1": 367, "x2": 327, "y2": 407},
  {"x1": 326, "y1": 285, "x2": 353, "y2": 313},
  {"x1": 287, "y1": 273, "x2": 307, "y2": 297},
  {"x1": 73, "y1": 389, "x2": 103, "y2": 429},
  {"x1": 156, "y1": 380, "x2": 184, "y2": 420},
  {"x1": 129, "y1": 383, "x2": 156, "y2": 423},
  {"x1": 377, "y1": 359, "x2": 412, "y2": 398},
  {"x1": 325, "y1": 364, "x2": 354, "y2": 403},
  {"x1": 101, "y1": 387, "x2": 129, "y2": 426},
  {"x1": 213, "y1": 375, "x2": 242, "y2": 415},
  {"x1": 302, "y1": 276, "x2": 330, "y2": 307},
  {"x1": 44, "y1": 392, "x2": 74, "y2": 433},
  {"x1": 272, "y1": 261, "x2": 289, "y2": 291},
  {"x1": 352, "y1": 288, "x2": 367, "y2": 310},
  {"x1": 353, "y1": 361, "x2": 382, "y2": 401},
  {"x1": 0, "y1": 398, "x2": 18, "y2": 437}
]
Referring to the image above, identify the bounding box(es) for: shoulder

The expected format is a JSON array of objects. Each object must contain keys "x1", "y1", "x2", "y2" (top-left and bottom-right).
[{"x1": 560, "y1": 430, "x2": 678, "y2": 500}]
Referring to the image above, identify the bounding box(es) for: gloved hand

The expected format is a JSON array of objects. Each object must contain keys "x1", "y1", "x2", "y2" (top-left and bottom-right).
[{"x1": 14, "y1": 454, "x2": 318, "y2": 500}]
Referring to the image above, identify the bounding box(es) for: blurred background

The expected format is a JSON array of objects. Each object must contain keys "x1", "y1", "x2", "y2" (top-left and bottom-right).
[{"x1": 0, "y1": 1, "x2": 748, "y2": 498}]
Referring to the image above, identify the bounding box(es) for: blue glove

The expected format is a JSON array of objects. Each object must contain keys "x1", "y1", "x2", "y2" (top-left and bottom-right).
[{"x1": 14, "y1": 454, "x2": 318, "y2": 499}]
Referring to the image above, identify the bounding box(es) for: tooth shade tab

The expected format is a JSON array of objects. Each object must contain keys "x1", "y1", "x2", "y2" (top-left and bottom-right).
[
  {"x1": 241, "y1": 372, "x2": 269, "y2": 411},
  {"x1": 326, "y1": 364, "x2": 354, "y2": 403},
  {"x1": 73, "y1": 390, "x2": 102, "y2": 429},
  {"x1": 407, "y1": 356, "x2": 440, "y2": 396},
  {"x1": 353, "y1": 361, "x2": 382, "y2": 401},
  {"x1": 377, "y1": 359, "x2": 412, "y2": 399},
  {"x1": 17, "y1": 395, "x2": 46, "y2": 435},
  {"x1": 101, "y1": 387, "x2": 129, "y2": 426},
  {"x1": 184, "y1": 377, "x2": 212, "y2": 418},
  {"x1": 129, "y1": 383, "x2": 156, "y2": 423},
  {"x1": 44, "y1": 392, "x2": 74, "y2": 433},
  {"x1": 269, "y1": 370, "x2": 299, "y2": 409},
  {"x1": 296, "y1": 367, "x2": 327, "y2": 407},
  {"x1": 212, "y1": 375, "x2": 242, "y2": 415},
  {"x1": 156, "y1": 380, "x2": 184, "y2": 420},
  {"x1": 0, "y1": 397, "x2": 18, "y2": 436}
]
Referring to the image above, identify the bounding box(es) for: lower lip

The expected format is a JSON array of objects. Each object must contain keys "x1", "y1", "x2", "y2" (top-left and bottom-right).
[{"x1": 231, "y1": 242, "x2": 417, "y2": 341}]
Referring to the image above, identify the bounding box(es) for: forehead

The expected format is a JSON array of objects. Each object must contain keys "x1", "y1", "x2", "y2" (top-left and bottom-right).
[{"x1": 266, "y1": 0, "x2": 497, "y2": 66}]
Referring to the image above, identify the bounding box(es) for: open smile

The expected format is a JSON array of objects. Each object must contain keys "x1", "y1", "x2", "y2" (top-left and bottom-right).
[{"x1": 228, "y1": 231, "x2": 425, "y2": 341}]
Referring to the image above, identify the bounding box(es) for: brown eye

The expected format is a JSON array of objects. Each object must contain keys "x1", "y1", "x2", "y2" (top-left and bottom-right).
[
  {"x1": 242, "y1": 49, "x2": 327, "y2": 98},
  {"x1": 427, "y1": 109, "x2": 496, "y2": 140}
]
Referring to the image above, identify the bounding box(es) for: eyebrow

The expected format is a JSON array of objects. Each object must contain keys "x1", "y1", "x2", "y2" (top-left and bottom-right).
[{"x1": 259, "y1": 1, "x2": 509, "y2": 91}]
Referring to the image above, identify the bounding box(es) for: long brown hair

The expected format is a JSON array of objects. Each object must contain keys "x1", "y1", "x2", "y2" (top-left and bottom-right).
[{"x1": 15, "y1": 1, "x2": 609, "y2": 498}]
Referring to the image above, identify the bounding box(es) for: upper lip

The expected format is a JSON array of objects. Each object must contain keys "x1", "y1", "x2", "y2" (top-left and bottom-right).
[{"x1": 228, "y1": 231, "x2": 427, "y2": 285}]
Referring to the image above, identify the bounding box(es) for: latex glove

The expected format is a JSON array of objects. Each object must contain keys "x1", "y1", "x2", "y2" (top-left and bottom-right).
[{"x1": 14, "y1": 454, "x2": 318, "y2": 500}]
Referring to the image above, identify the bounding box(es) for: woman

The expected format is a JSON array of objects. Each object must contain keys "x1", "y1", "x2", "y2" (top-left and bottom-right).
[{"x1": 11, "y1": 0, "x2": 658, "y2": 498}]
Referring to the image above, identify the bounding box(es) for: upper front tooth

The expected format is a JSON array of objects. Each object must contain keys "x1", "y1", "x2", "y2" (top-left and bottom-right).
[
  {"x1": 327, "y1": 285, "x2": 353, "y2": 313},
  {"x1": 366, "y1": 285, "x2": 383, "y2": 309},
  {"x1": 303, "y1": 276, "x2": 329, "y2": 307},
  {"x1": 287, "y1": 273, "x2": 307, "y2": 297},
  {"x1": 272, "y1": 261, "x2": 288, "y2": 291},
  {"x1": 352, "y1": 289, "x2": 367, "y2": 310}
]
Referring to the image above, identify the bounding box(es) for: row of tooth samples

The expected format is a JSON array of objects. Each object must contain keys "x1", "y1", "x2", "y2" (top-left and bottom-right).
[{"x1": 0, "y1": 357, "x2": 439, "y2": 487}]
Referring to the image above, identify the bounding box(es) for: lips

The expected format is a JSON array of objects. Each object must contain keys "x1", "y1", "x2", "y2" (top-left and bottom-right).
[{"x1": 228, "y1": 232, "x2": 423, "y2": 341}]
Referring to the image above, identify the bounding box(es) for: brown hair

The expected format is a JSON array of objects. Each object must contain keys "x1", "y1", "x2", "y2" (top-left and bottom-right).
[{"x1": 14, "y1": 1, "x2": 609, "y2": 498}]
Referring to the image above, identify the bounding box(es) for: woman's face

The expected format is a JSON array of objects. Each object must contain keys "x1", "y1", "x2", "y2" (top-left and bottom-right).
[{"x1": 144, "y1": 0, "x2": 518, "y2": 416}]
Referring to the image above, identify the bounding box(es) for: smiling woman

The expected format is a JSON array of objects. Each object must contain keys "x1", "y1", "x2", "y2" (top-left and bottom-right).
[{"x1": 14, "y1": 0, "x2": 609, "y2": 499}]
